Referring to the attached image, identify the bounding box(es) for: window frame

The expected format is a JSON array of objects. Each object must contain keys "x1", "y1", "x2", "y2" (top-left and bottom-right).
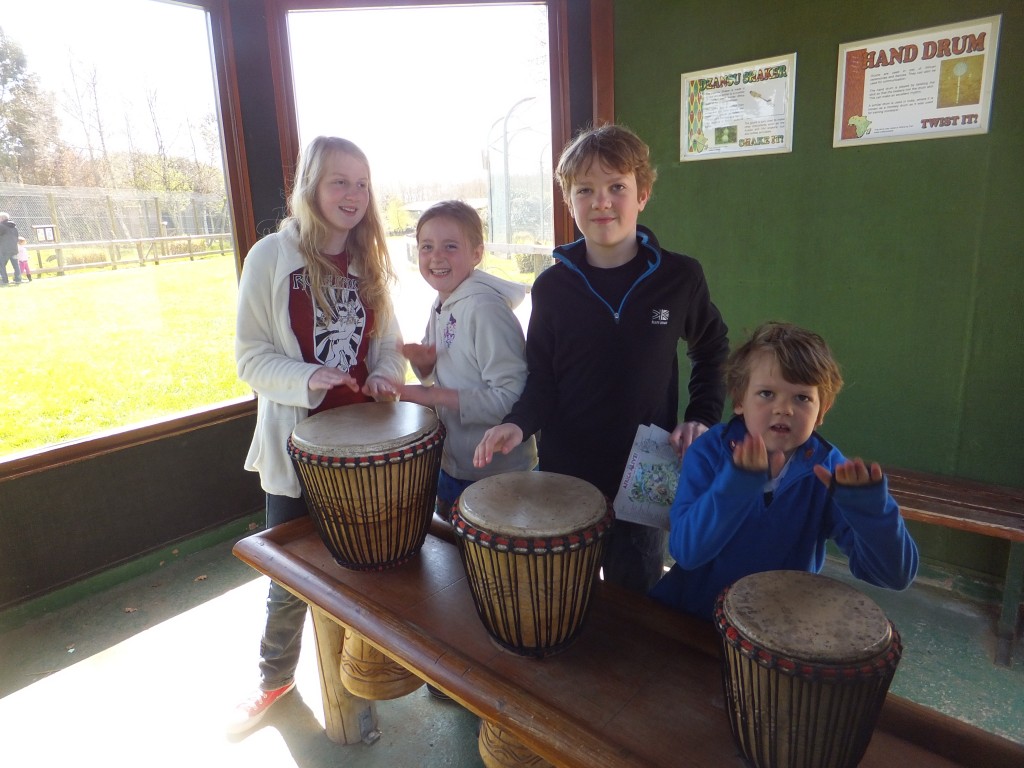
[
  {"x1": 261, "y1": 0, "x2": 578, "y2": 252},
  {"x1": 0, "y1": 0, "x2": 612, "y2": 482}
]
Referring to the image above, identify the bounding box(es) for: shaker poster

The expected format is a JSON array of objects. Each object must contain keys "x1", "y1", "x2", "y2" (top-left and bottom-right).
[
  {"x1": 834, "y1": 15, "x2": 1001, "y2": 147},
  {"x1": 680, "y1": 53, "x2": 796, "y2": 161}
]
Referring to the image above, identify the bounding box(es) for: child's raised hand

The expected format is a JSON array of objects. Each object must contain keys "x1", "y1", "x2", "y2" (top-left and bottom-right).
[
  {"x1": 401, "y1": 342, "x2": 436, "y2": 374},
  {"x1": 732, "y1": 432, "x2": 786, "y2": 479},
  {"x1": 813, "y1": 458, "x2": 884, "y2": 488}
]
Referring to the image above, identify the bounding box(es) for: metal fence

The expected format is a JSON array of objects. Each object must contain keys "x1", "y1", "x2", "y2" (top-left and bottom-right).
[
  {"x1": 0, "y1": 182, "x2": 234, "y2": 277},
  {"x1": 0, "y1": 182, "x2": 231, "y2": 244}
]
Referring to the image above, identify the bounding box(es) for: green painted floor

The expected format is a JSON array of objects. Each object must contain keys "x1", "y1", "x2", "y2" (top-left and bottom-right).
[{"x1": 0, "y1": 533, "x2": 1021, "y2": 768}]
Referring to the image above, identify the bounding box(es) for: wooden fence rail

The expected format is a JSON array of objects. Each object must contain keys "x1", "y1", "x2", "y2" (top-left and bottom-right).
[{"x1": 22, "y1": 233, "x2": 233, "y2": 277}]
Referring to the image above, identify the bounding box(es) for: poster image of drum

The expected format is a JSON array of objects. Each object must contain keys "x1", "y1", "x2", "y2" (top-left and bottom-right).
[
  {"x1": 680, "y1": 53, "x2": 797, "y2": 162},
  {"x1": 833, "y1": 15, "x2": 1001, "y2": 147}
]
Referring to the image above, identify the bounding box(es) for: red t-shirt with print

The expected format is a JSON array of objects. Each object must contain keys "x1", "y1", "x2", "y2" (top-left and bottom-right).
[{"x1": 288, "y1": 253, "x2": 375, "y2": 414}]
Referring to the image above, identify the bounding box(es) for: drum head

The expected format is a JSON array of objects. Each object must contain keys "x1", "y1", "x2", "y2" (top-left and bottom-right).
[
  {"x1": 722, "y1": 570, "x2": 892, "y2": 664},
  {"x1": 291, "y1": 401, "x2": 438, "y2": 457},
  {"x1": 458, "y1": 471, "x2": 608, "y2": 538}
]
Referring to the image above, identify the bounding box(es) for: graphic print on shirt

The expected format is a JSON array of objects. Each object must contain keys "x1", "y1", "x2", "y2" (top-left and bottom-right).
[
  {"x1": 311, "y1": 273, "x2": 366, "y2": 371},
  {"x1": 442, "y1": 313, "x2": 457, "y2": 348},
  {"x1": 651, "y1": 309, "x2": 670, "y2": 325}
]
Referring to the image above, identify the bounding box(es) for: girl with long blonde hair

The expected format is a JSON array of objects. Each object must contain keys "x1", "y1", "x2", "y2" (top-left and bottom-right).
[{"x1": 230, "y1": 136, "x2": 405, "y2": 733}]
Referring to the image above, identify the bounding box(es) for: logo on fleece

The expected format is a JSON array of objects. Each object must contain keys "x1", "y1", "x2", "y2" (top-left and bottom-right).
[
  {"x1": 651, "y1": 309, "x2": 670, "y2": 325},
  {"x1": 312, "y1": 275, "x2": 366, "y2": 371},
  {"x1": 442, "y1": 313, "x2": 457, "y2": 348}
]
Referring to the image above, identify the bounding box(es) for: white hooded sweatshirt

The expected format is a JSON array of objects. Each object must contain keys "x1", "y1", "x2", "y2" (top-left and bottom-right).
[{"x1": 413, "y1": 269, "x2": 537, "y2": 480}]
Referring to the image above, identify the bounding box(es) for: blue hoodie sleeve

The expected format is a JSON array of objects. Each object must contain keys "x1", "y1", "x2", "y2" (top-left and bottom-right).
[
  {"x1": 667, "y1": 431, "x2": 766, "y2": 570},
  {"x1": 827, "y1": 471, "x2": 919, "y2": 590}
]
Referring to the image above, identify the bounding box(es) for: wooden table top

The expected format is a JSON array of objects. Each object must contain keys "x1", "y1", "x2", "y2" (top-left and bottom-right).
[{"x1": 234, "y1": 517, "x2": 1024, "y2": 768}]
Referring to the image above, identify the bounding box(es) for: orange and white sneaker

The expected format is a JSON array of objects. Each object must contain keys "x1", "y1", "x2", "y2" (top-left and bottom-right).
[{"x1": 225, "y1": 681, "x2": 296, "y2": 735}]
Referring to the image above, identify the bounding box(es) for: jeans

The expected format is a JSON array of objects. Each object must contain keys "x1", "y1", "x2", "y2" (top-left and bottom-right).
[
  {"x1": 602, "y1": 519, "x2": 668, "y2": 593},
  {"x1": 435, "y1": 469, "x2": 476, "y2": 522},
  {"x1": 0, "y1": 255, "x2": 21, "y2": 284},
  {"x1": 257, "y1": 493, "x2": 309, "y2": 690}
]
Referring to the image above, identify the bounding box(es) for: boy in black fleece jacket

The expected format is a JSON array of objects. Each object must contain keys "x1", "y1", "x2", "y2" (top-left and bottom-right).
[{"x1": 474, "y1": 124, "x2": 729, "y2": 592}]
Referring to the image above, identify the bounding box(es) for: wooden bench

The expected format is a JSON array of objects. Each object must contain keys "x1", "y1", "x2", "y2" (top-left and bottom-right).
[
  {"x1": 888, "y1": 468, "x2": 1024, "y2": 666},
  {"x1": 234, "y1": 516, "x2": 1024, "y2": 768}
]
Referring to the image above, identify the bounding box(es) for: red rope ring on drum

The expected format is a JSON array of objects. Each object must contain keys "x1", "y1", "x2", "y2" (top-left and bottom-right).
[
  {"x1": 451, "y1": 507, "x2": 614, "y2": 555},
  {"x1": 713, "y1": 593, "x2": 903, "y2": 681},
  {"x1": 286, "y1": 425, "x2": 447, "y2": 469}
]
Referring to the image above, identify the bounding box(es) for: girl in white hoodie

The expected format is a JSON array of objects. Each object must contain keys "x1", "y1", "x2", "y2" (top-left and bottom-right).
[{"x1": 401, "y1": 201, "x2": 537, "y2": 522}]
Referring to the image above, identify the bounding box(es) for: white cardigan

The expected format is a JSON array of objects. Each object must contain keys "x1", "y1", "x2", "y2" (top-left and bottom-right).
[{"x1": 235, "y1": 229, "x2": 406, "y2": 497}]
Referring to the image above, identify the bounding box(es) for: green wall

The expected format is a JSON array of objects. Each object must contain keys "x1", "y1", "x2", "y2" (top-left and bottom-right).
[{"x1": 614, "y1": 1, "x2": 1022, "y2": 488}]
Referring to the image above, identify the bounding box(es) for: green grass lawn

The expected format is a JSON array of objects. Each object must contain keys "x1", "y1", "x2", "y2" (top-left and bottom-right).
[{"x1": 0, "y1": 256, "x2": 251, "y2": 455}]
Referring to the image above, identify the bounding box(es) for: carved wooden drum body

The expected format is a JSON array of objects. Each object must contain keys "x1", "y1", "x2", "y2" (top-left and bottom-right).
[
  {"x1": 714, "y1": 570, "x2": 902, "y2": 768},
  {"x1": 288, "y1": 401, "x2": 445, "y2": 571},
  {"x1": 452, "y1": 471, "x2": 612, "y2": 657}
]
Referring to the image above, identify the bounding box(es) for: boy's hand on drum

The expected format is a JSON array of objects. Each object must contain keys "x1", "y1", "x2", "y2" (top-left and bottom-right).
[
  {"x1": 401, "y1": 342, "x2": 436, "y2": 376},
  {"x1": 813, "y1": 458, "x2": 883, "y2": 488},
  {"x1": 474, "y1": 424, "x2": 524, "y2": 468},
  {"x1": 309, "y1": 367, "x2": 359, "y2": 392},
  {"x1": 363, "y1": 375, "x2": 400, "y2": 401}
]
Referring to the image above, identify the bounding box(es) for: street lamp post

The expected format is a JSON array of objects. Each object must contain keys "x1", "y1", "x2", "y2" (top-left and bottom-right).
[{"x1": 501, "y1": 96, "x2": 535, "y2": 246}]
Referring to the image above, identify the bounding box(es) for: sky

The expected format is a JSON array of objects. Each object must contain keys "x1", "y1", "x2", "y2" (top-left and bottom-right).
[
  {"x1": 282, "y1": 4, "x2": 551, "y2": 186},
  {"x1": 2, "y1": 0, "x2": 218, "y2": 160},
  {"x1": 1, "y1": 1, "x2": 552, "y2": 188}
]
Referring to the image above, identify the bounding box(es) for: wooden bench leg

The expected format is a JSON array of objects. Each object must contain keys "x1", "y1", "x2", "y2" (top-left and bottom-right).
[
  {"x1": 995, "y1": 542, "x2": 1024, "y2": 667},
  {"x1": 310, "y1": 606, "x2": 381, "y2": 744},
  {"x1": 478, "y1": 720, "x2": 553, "y2": 768}
]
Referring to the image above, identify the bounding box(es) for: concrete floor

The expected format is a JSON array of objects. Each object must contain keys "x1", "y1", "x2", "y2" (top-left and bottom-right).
[{"x1": 0, "y1": 531, "x2": 1021, "y2": 768}]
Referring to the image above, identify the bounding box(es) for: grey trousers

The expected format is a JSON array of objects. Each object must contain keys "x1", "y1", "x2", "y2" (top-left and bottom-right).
[{"x1": 257, "y1": 493, "x2": 309, "y2": 691}]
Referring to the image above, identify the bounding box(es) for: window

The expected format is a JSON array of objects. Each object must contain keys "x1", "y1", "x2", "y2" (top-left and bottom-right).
[
  {"x1": 282, "y1": 2, "x2": 558, "y2": 337},
  {"x1": 0, "y1": 0, "x2": 247, "y2": 465}
]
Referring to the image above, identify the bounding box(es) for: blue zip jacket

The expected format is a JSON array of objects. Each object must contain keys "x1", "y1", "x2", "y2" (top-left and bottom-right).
[
  {"x1": 502, "y1": 227, "x2": 728, "y2": 498},
  {"x1": 649, "y1": 417, "x2": 920, "y2": 620}
]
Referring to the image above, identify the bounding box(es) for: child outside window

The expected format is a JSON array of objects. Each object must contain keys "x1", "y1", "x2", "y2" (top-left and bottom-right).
[{"x1": 17, "y1": 237, "x2": 31, "y2": 282}]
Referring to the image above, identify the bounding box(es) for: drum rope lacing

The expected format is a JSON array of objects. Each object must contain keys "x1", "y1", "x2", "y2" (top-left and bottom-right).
[
  {"x1": 287, "y1": 424, "x2": 446, "y2": 468},
  {"x1": 451, "y1": 502, "x2": 611, "y2": 657},
  {"x1": 290, "y1": 422, "x2": 445, "y2": 571},
  {"x1": 450, "y1": 507, "x2": 614, "y2": 555}
]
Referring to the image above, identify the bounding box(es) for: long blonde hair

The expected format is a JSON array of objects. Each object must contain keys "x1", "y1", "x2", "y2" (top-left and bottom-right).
[{"x1": 279, "y1": 136, "x2": 395, "y2": 334}]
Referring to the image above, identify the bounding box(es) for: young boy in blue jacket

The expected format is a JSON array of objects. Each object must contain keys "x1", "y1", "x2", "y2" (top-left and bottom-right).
[{"x1": 649, "y1": 321, "x2": 919, "y2": 620}]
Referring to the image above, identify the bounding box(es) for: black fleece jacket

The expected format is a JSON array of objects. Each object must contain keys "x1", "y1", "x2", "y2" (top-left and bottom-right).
[{"x1": 504, "y1": 226, "x2": 729, "y2": 498}]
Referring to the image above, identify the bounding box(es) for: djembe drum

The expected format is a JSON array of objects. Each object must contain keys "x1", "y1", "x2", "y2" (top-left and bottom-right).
[
  {"x1": 289, "y1": 401, "x2": 442, "y2": 702},
  {"x1": 714, "y1": 570, "x2": 902, "y2": 768},
  {"x1": 288, "y1": 400, "x2": 445, "y2": 571},
  {"x1": 451, "y1": 471, "x2": 613, "y2": 658}
]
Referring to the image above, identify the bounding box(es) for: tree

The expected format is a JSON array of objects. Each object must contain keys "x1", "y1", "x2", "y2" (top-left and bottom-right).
[{"x1": 0, "y1": 27, "x2": 71, "y2": 184}]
